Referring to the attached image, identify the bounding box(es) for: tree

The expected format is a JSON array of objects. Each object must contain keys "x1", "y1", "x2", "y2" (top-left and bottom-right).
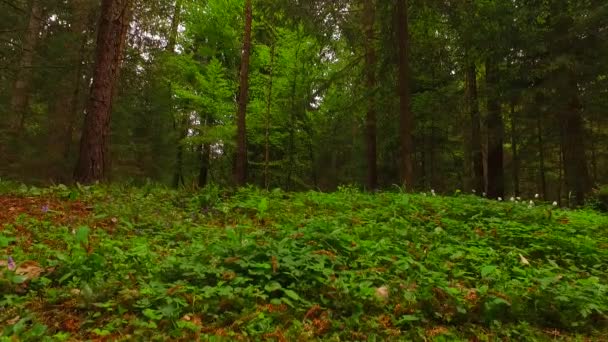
[
  {"x1": 74, "y1": 0, "x2": 132, "y2": 183},
  {"x1": 396, "y1": 0, "x2": 414, "y2": 189},
  {"x1": 485, "y1": 58, "x2": 504, "y2": 198},
  {"x1": 9, "y1": 0, "x2": 42, "y2": 135},
  {"x1": 235, "y1": 0, "x2": 253, "y2": 186},
  {"x1": 363, "y1": 0, "x2": 378, "y2": 190},
  {"x1": 47, "y1": 0, "x2": 94, "y2": 181}
]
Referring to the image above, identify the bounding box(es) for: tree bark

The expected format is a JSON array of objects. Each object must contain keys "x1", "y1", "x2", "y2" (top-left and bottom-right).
[
  {"x1": 167, "y1": 0, "x2": 186, "y2": 188},
  {"x1": 485, "y1": 59, "x2": 504, "y2": 198},
  {"x1": 509, "y1": 102, "x2": 520, "y2": 197},
  {"x1": 47, "y1": 0, "x2": 92, "y2": 182},
  {"x1": 466, "y1": 63, "x2": 484, "y2": 194},
  {"x1": 560, "y1": 71, "x2": 591, "y2": 206},
  {"x1": 198, "y1": 143, "x2": 211, "y2": 188},
  {"x1": 74, "y1": 0, "x2": 131, "y2": 183},
  {"x1": 396, "y1": 0, "x2": 414, "y2": 189},
  {"x1": 364, "y1": 0, "x2": 377, "y2": 190},
  {"x1": 264, "y1": 44, "x2": 275, "y2": 189},
  {"x1": 536, "y1": 105, "x2": 547, "y2": 200},
  {"x1": 10, "y1": 0, "x2": 42, "y2": 135},
  {"x1": 235, "y1": 0, "x2": 253, "y2": 186}
]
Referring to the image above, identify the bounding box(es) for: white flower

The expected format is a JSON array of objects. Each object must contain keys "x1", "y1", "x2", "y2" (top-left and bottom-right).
[
  {"x1": 535, "y1": 194, "x2": 540, "y2": 199},
  {"x1": 498, "y1": 197, "x2": 503, "y2": 201},
  {"x1": 482, "y1": 192, "x2": 487, "y2": 197},
  {"x1": 553, "y1": 201, "x2": 558, "y2": 206},
  {"x1": 472, "y1": 189, "x2": 477, "y2": 193},
  {"x1": 510, "y1": 197, "x2": 515, "y2": 202},
  {"x1": 516, "y1": 197, "x2": 521, "y2": 201}
]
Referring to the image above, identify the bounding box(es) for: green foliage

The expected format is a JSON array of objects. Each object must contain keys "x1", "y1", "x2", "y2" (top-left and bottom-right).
[{"x1": 1, "y1": 182, "x2": 607, "y2": 340}]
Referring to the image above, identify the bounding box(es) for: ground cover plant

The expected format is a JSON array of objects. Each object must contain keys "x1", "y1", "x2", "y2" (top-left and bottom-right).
[{"x1": 1, "y1": 181, "x2": 607, "y2": 341}]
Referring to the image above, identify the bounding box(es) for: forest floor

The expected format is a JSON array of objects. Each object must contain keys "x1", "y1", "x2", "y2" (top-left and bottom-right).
[{"x1": 0, "y1": 182, "x2": 607, "y2": 341}]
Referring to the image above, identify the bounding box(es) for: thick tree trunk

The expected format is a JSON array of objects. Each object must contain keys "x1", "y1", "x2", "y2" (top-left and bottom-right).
[
  {"x1": 537, "y1": 108, "x2": 547, "y2": 200},
  {"x1": 396, "y1": 0, "x2": 414, "y2": 189},
  {"x1": 74, "y1": 0, "x2": 131, "y2": 183},
  {"x1": 466, "y1": 63, "x2": 484, "y2": 194},
  {"x1": 560, "y1": 74, "x2": 591, "y2": 206},
  {"x1": 364, "y1": 0, "x2": 377, "y2": 190},
  {"x1": 509, "y1": 102, "x2": 520, "y2": 197},
  {"x1": 235, "y1": 0, "x2": 253, "y2": 186},
  {"x1": 47, "y1": 0, "x2": 92, "y2": 182},
  {"x1": 264, "y1": 44, "x2": 275, "y2": 189},
  {"x1": 10, "y1": 0, "x2": 42, "y2": 135},
  {"x1": 485, "y1": 59, "x2": 504, "y2": 198}
]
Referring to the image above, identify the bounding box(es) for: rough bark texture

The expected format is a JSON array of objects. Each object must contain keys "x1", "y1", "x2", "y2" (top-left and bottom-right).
[
  {"x1": 485, "y1": 59, "x2": 504, "y2": 198},
  {"x1": 364, "y1": 0, "x2": 377, "y2": 190},
  {"x1": 264, "y1": 44, "x2": 275, "y2": 189},
  {"x1": 74, "y1": 0, "x2": 131, "y2": 183},
  {"x1": 509, "y1": 102, "x2": 520, "y2": 196},
  {"x1": 10, "y1": 0, "x2": 42, "y2": 134},
  {"x1": 536, "y1": 105, "x2": 547, "y2": 199},
  {"x1": 560, "y1": 71, "x2": 591, "y2": 206},
  {"x1": 167, "y1": 0, "x2": 185, "y2": 188},
  {"x1": 47, "y1": 0, "x2": 92, "y2": 182},
  {"x1": 396, "y1": 0, "x2": 414, "y2": 189},
  {"x1": 235, "y1": 0, "x2": 253, "y2": 186},
  {"x1": 466, "y1": 63, "x2": 484, "y2": 194}
]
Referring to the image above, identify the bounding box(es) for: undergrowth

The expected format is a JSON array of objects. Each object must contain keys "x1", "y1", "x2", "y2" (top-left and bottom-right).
[{"x1": 1, "y1": 182, "x2": 607, "y2": 341}]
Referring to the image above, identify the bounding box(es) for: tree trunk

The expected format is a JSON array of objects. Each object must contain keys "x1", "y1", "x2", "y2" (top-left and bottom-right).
[
  {"x1": 172, "y1": 116, "x2": 187, "y2": 188},
  {"x1": 167, "y1": 0, "x2": 185, "y2": 188},
  {"x1": 198, "y1": 143, "x2": 211, "y2": 188},
  {"x1": 264, "y1": 44, "x2": 275, "y2": 189},
  {"x1": 364, "y1": 0, "x2": 377, "y2": 190},
  {"x1": 74, "y1": 0, "x2": 131, "y2": 183},
  {"x1": 485, "y1": 59, "x2": 504, "y2": 198},
  {"x1": 560, "y1": 73, "x2": 591, "y2": 206},
  {"x1": 47, "y1": 0, "x2": 92, "y2": 182},
  {"x1": 466, "y1": 63, "x2": 484, "y2": 194},
  {"x1": 235, "y1": 0, "x2": 253, "y2": 186},
  {"x1": 167, "y1": 0, "x2": 182, "y2": 52},
  {"x1": 509, "y1": 102, "x2": 520, "y2": 197},
  {"x1": 537, "y1": 107, "x2": 547, "y2": 200},
  {"x1": 396, "y1": 0, "x2": 414, "y2": 189},
  {"x1": 10, "y1": 0, "x2": 42, "y2": 135}
]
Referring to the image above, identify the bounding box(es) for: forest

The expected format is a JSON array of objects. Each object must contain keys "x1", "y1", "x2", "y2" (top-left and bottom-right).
[{"x1": 1, "y1": 0, "x2": 608, "y2": 340}]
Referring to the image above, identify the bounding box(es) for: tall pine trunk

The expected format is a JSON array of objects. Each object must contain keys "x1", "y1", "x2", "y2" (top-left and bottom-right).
[
  {"x1": 10, "y1": 0, "x2": 42, "y2": 135},
  {"x1": 396, "y1": 0, "x2": 414, "y2": 189},
  {"x1": 235, "y1": 0, "x2": 253, "y2": 186},
  {"x1": 264, "y1": 44, "x2": 275, "y2": 189},
  {"x1": 466, "y1": 63, "x2": 484, "y2": 194},
  {"x1": 536, "y1": 106, "x2": 547, "y2": 199},
  {"x1": 485, "y1": 59, "x2": 504, "y2": 198},
  {"x1": 166, "y1": 0, "x2": 187, "y2": 188},
  {"x1": 47, "y1": 0, "x2": 92, "y2": 182},
  {"x1": 364, "y1": 0, "x2": 377, "y2": 190},
  {"x1": 74, "y1": 0, "x2": 131, "y2": 183},
  {"x1": 509, "y1": 102, "x2": 520, "y2": 196},
  {"x1": 560, "y1": 70, "x2": 590, "y2": 206}
]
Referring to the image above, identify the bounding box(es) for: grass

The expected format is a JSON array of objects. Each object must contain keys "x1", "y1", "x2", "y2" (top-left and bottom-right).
[{"x1": 1, "y1": 182, "x2": 607, "y2": 341}]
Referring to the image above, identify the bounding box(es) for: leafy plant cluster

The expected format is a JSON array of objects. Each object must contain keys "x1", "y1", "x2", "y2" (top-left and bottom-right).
[{"x1": 1, "y1": 183, "x2": 607, "y2": 341}]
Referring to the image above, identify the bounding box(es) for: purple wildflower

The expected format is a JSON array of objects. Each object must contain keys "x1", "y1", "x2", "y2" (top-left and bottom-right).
[
  {"x1": 7, "y1": 256, "x2": 16, "y2": 271},
  {"x1": 42, "y1": 205, "x2": 49, "y2": 213}
]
